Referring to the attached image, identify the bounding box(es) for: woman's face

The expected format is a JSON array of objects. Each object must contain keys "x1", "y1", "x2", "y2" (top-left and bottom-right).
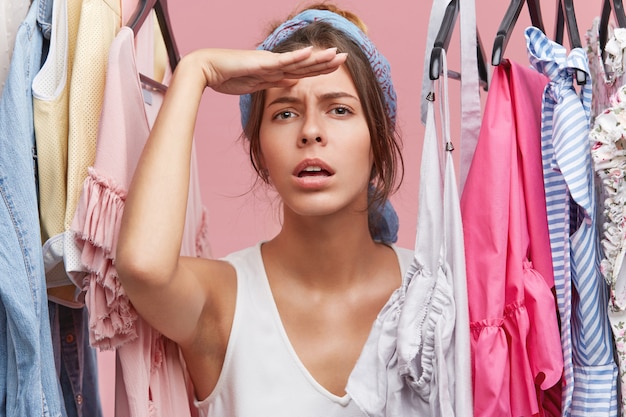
[{"x1": 259, "y1": 64, "x2": 373, "y2": 219}]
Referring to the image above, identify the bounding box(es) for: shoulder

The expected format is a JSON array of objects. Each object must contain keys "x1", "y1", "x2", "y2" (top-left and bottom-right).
[
  {"x1": 222, "y1": 243, "x2": 262, "y2": 263},
  {"x1": 202, "y1": 243, "x2": 265, "y2": 294},
  {"x1": 220, "y1": 243, "x2": 264, "y2": 274}
]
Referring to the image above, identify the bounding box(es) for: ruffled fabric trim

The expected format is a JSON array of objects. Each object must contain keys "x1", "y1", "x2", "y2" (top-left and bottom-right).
[
  {"x1": 74, "y1": 167, "x2": 127, "y2": 256},
  {"x1": 72, "y1": 167, "x2": 213, "y2": 351},
  {"x1": 71, "y1": 166, "x2": 138, "y2": 350},
  {"x1": 590, "y1": 84, "x2": 626, "y2": 306},
  {"x1": 471, "y1": 301, "x2": 537, "y2": 416},
  {"x1": 398, "y1": 263, "x2": 455, "y2": 400},
  {"x1": 346, "y1": 259, "x2": 458, "y2": 416},
  {"x1": 604, "y1": 29, "x2": 626, "y2": 83},
  {"x1": 469, "y1": 262, "x2": 563, "y2": 417}
]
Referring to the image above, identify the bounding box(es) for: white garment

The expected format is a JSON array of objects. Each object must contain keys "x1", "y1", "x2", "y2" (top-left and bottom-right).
[
  {"x1": 0, "y1": 0, "x2": 30, "y2": 95},
  {"x1": 347, "y1": 52, "x2": 472, "y2": 417},
  {"x1": 194, "y1": 242, "x2": 414, "y2": 417},
  {"x1": 419, "y1": 0, "x2": 481, "y2": 193}
]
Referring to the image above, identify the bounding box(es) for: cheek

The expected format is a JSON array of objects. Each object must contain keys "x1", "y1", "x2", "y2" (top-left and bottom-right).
[
  {"x1": 361, "y1": 136, "x2": 375, "y2": 180},
  {"x1": 258, "y1": 137, "x2": 288, "y2": 177},
  {"x1": 347, "y1": 137, "x2": 374, "y2": 183},
  {"x1": 259, "y1": 120, "x2": 289, "y2": 157},
  {"x1": 257, "y1": 127, "x2": 275, "y2": 169}
]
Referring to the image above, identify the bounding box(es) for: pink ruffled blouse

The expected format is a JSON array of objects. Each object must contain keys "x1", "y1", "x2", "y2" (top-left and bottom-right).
[{"x1": 71, "y1": 25, "x2": 210, "y2": 417}]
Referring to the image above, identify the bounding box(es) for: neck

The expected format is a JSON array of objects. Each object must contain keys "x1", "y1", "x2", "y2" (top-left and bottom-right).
[{"x1": 263, "y1": 207, "x2": 382, "y2": 290}]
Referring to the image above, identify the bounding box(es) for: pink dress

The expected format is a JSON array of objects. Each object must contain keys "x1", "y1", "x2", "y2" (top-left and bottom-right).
[
  {"x1": 460, "y1": 60, "x2": 563, "y2": 417},
  {"x1": 71, "y1": 25, "x2": 210, "y2": 416}
]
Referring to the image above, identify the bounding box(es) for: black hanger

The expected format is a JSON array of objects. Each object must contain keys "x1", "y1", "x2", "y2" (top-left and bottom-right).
[
  {"x1": 127, "y1": 0, "x2": 181, "y2": 92},
  {"x1": 476, "y1": 30, "x2": 489, "y2": 91},
  {"x1": 554, "y1": 0, "x2": 586, "y2": 84},
  {"x1": 599, "y1": 0, "x2": 626, "y2": 60},
  {"x1": 428, "y1": 0, "x2": 489, "y2": 91},
  {"x1": 492, "y1": 0, "x2": 545, "y2": 66}
]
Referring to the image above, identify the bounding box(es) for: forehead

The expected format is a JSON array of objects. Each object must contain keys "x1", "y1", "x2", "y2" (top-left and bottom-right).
[{"x1": 264, "y1": 65, "x2": 358, "y2": 100}]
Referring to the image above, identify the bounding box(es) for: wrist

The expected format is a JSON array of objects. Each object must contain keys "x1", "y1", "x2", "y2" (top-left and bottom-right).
[{"x1": 171, "y1": 51, "x2": 210, "y2": 92}]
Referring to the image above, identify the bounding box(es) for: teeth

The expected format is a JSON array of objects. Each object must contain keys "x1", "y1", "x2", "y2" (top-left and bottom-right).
[{"x1": 303, "y1": 166, "x2": 322, "y2": 172}]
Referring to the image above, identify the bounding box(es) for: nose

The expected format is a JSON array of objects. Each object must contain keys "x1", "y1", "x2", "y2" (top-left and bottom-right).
[
  {"x1": 301, "y1": 137, "x2": 322, "y2": 145},
  {"x1": 298, "y1": 113, "x2": 326, "y2": 147}
]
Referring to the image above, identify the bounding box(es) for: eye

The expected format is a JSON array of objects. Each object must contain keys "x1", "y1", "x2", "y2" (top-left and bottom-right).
[
  {"x1": 330, "y1": 106, "x2": 353, "y2": 116},
  {"x1": 273, "y1": 110, "x2": 296, "y2": 120}
]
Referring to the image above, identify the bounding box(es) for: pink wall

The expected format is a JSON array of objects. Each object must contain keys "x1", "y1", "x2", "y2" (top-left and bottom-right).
[{"x1": 98, "y1": 1, "x2": 603, "y2": 415}]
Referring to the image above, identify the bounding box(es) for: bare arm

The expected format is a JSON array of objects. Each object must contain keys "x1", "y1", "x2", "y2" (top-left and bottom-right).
[{"x1": 115, "y1": 47, "x2": 347, "y2": 346}]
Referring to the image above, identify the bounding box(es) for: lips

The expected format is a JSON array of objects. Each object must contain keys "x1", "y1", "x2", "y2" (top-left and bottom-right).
[
  {"x1": 297, "y1": 166, "x2": 332, "y2": 177},
  {"x1": 293, "y1": 159, "x2": 334, "y2": 178}
]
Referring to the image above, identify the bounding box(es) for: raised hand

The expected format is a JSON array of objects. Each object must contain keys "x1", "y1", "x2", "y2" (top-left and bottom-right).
[{"x1": 189, "y1": 46, "x2": 348, "y2": 96}]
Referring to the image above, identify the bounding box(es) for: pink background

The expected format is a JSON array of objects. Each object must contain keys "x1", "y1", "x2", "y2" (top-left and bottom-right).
[{"x1": 97, "y1": 1, "x2": 603, "y2": 415}]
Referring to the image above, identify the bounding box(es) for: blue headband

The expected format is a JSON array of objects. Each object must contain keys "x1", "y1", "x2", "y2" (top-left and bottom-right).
[
  {"x1": 239, "y1": 9, "x2": 399, "y2": 244},
  {"x1": 239, "y1": 9, "x2": 397, "y2": 129}
]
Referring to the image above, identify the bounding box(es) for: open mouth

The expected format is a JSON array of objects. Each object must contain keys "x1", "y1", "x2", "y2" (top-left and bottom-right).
[{"x1": 297, "y1": 166, "x2": 332, "y2": 177}]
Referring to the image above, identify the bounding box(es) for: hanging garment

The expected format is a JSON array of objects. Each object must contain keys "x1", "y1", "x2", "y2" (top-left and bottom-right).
[
  {"x1": 526, "y1": 26, "x2": 618, "y2": 416},
  {"x1": 48, "y1": 302, "x2": 103, "y2": 417},
  {"x1": 0, "y1": 0, "x2": 30, "y2": 94},
  {"x1": 0, "y1": 0, "x2": 65, "y2": 415},
  {"x1": 347, "y1": 51, "x2": 472, "y2": 417},
  {"x1": 438, "y1": 56, "x2": 473, "y2": 417},
  {"x1": 56, "y1": 0, "x2": 122, "y2": 290},
  {"x1": 589, "y1": 84, "x2": 626, "y2": 415},
  {"x1": 586, "y1": 17, "x2": 626, "y2": 121},
  {"x1": 31, "y1": 0, "x2": 106, "y2": 413},
  {"x1": 420, "y1": 0, "x2": 481, "y2": 193},
  {"x1": 70, "y1": 25, "x2": 210, "y2": 417},
  {"x1": 32, "y1": 0, "x2": 84, "y2": 301},
  {"x1": 461, "y1": 57, "x2": 563, "y2": 417}
]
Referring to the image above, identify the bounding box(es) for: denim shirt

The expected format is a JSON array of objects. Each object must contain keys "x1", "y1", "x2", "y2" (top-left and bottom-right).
[
  {"x1": 0, "y1": 0, "x2": 65, "y2": 415},
  {"x1": 48, "y1": 303, "x2": 102, "y2": 417}
]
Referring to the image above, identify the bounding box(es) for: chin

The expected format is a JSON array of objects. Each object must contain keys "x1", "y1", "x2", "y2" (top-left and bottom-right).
[{"x1": 285, "y1": 199, "x2": 367, "y2": 220}]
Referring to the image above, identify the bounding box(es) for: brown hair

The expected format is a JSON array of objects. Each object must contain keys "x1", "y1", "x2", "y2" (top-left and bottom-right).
[{"x1": 243, "y1": 4, "x2": 404, "y2": 238}]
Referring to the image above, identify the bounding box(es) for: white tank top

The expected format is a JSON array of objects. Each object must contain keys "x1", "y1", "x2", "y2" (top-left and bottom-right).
[{"x1": 194, "y1": 242, "x2": 413, "y2": 417}]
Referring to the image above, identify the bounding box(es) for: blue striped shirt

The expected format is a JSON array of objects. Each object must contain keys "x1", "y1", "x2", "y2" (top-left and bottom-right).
[{"x1": 526, "y1": 26, "x2": 618, "y2": 417}]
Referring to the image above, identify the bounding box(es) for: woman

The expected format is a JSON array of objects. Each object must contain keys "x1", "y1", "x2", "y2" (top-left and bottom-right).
[{"x1": 116, "y1": 3, "x2": 412, "y2": 416}]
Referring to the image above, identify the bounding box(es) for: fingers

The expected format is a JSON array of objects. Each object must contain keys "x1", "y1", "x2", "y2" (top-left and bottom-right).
[
  {"x1": 277, "y1": 46, "x2": 340, "y2": 68},
  {"x1": 284, "y1": 53, "x2": 348, "y2": 78},
  {"x1": 198, "y1": 46, "x2": 348, "y2": 96},
  {"x1": 251, "y1": 48, "x2": 347, "y2": 91},
  {"x1": 276, "y1": 47, "x2": 348, "y2": 78}
]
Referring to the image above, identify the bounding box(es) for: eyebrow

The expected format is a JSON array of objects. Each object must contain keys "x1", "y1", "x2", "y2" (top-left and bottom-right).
[{"x1": 266, "y1": 92, "x2": 359, "y2": 108}]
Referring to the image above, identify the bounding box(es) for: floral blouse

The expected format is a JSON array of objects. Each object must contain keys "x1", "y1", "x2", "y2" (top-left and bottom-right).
[
  {"x1": 586, "y1": 17, "x2": 626, "y2": 121},
  {"x1": 590, "y1": 83, "x2": 626, "y2": 415}
]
